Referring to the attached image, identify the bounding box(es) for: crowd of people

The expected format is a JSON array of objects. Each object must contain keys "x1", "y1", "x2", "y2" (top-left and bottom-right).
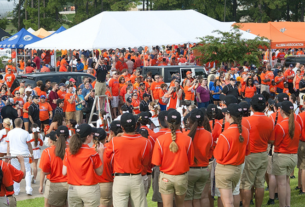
[{"x1": 1, "y1": 46, "x2": 305, "y2": 207}]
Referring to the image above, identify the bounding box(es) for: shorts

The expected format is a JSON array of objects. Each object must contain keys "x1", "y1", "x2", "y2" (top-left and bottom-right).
[
  {"x1": 267, "y1": 155, "x2": 273, "y2": 174},
  {"x1": 298, "y1": 141, "x2": 305, "y2": 170},
  {"x1": 95, "y1": 81, "x2": 106, "y2": 96},
  {"x1": 152, "y1": 166, "x2": 162, "y2": 202},
  {"x1": 23, "y1": 118, "x2": 29, "y2": 123},
  {"x1": 240, "y1": 152, "x2": 268, "y2": 189},
  {"x1": 111, "y1": 96, "x2": 119, "y2": 108},
  {"x1": 33, "y1": 149, "x2": 41, "y2": 159},
  {"x1": 185, "y1": 167, "x2": 210, "y2": 200},
  {"x1": 48, "y1": 182, "x2": 68, "y2": 206},
  {"x1": 272, "y1": 153, "x2": 297, "y2": 176},
  {"x1": 215, "y1": 163, "x2": 242, "y2": 190},
  {"x1": 159, "y1": 172, "x2": 188, "y2": 195},
  {"x1": 44, "y1": 179, "x2": 50, "y2": 199},
  {"x1": 41, "y1": 119, "x2": 49, "y2": 125},
  {"x1": 68, "y1": 184, "x2": 100, "y2": 207},
  {"x1": 99, "y1": 182, "x2": 113, "y2": 206},
  {"x1": 261, "y1": 84, "x2": 269, "y2": 93},
  {"x1": 65, "y1": 111, "x2": 76, "y2": 121},
  {"x1": 0, "y1": 197, "x2": 8, "y2": 207},
  {"x1": 75, "y1": 110, "x2": 83, "y2": 124}
]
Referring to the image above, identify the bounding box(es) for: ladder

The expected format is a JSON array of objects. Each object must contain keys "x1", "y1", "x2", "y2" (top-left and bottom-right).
[{"x1": 88, "y1": 95, "x2": 112, "y2": 126}]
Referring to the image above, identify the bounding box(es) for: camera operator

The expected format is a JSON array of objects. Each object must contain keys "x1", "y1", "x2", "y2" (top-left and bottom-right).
[
  {"x1": 299, "y1": 73, "x2": 305, "y2": 106},
  {"x1": 84, "y1": 88, "x2": 96, "y2": 123},
  {"x1": 184, "y1": 78, "x2": 199, "y2": 105},
  {"x1": 222, "y1": 78, "x2": 239, "y2": 99},
  {"x1": 1, "y1": 98, "x2": 18, "y2": 123},
  {"x1": 167, "y1": 80, "x2": 183, "y2": 110},
  {"x1": 183, "y1": 71, "x2": 194, "y2": 87},
  {"x1": 95, "y1": 55, "x2": 110, "y2": 110}
]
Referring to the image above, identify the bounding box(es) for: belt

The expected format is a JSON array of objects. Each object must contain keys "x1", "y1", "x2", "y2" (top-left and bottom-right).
[
  {"x1": 160, "y1": 171, "x2": 187, "y2": 175},
  {"x1": 113, "y1": 173, "x2": 140, "y2": 176},
  {"x1": 147, "y1": 173, "x2": 152, "y2": 175},
  {"x1": 190, "y1": 166, "x2": 207, "y2": 169},
  {"x1": 274, "y1": 152, "x2": 297, "y2": 155},
  {"x1": 97, "y1": 80, "x2": 105, "y2": 83}
]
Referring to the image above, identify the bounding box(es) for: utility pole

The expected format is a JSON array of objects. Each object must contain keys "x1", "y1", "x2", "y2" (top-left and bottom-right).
[{"x1": 38, "y1": 0, "x2": 40, "y2": 28}]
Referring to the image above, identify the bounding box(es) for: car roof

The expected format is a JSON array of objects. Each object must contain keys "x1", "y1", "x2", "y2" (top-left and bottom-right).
[
  {"x1": 143, "y1": 66, "x2": 205, "y2": 68},
  {"x1": 16, "y1": 72, "x2": 95, "y2": 78},
  {"x1": 286, "y1": 55, "x2": 305, "y2": 58}
]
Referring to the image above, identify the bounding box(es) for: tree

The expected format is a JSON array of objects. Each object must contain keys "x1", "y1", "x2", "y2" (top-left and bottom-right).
[
  {"x1": 194, "y1": 27, "x2": 269, "y2": 67},
  {"x1": 0, "y1": 18, "x2": 8, "y2": 30}
]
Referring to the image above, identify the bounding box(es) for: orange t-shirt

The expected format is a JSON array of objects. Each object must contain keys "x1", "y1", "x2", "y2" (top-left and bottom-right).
[
  {"x1": 25, "y1": 66, "x2": 35, "y2": 74},
  {"x1": 57, "y1": 90, "x2": 67, "y2": 112},
  {"x1": 65, "y1": 93, "x2": 76, "y2": 112},
  {"x1": 4, "y1": 74, "x2": 15, "y2": 88},
  {"x1": 19, "y1": 61, "x2": 25, "y2": 70},
  {"x1": 243, "y1": 86, "x2": 257, "y2": 98},
  {"x1": 63, "y1": 144, "x2": 102, "y2": 185},
  {"x1": 131, "y1": 99, "x2": 140, "y2": 114},
  {"x1": 23, "y1": 102, "x2": 31, "y2": 119},
  {"x1": 109, "y1": 78, "x2": 119, "y2": 96},
  {"x1": 270, "y1": 118, "x2": 301, "y2": 154},
  {"x1": 190, "y1": 127, "x2": 213, "y2": 167},
  {"x1": 130, "y1": 75, "x2": 137, "y2": 84},
  {"x1": 246, "y1": 112, "x2": 274, "y2": 153},
  {"x1": 297, "y1": 112, "x2": 305, "y2": 142},
  {"x1": 295, "y1": 75, "x2": 302, "y2": 89},
  {"x1": 270, "y1": 85, "x2": 277, "y2": 93},
  {"x1": 184, "y1": 85, "x2": 195, "y2": 101},
  {"x1": 0, "y1": 160, "x2": 14, "y2": 197},
  {"x1": 60, "y1": 59, "x2": 68, "y2": 67},
  {"x1": 151, "y1": 82, "x2": 162, "y2": 100},
  {"x1": 275, "y1": 75, "x2": 284, "y2": 89},
  {"x1": 106, "y1": 134, "x2": 150, "y2": 174},
  {"x1": 59, "y1": 65, "x2": 67, "y2": 72},
  {"x1": 214, "y1": 124, "x2": 250, "y2": 165},
  {"x1": 284, "y1": 69, "x2": 295, "y2": 83},
  {"x1": 92, "y1": 143, "x2": 113, "y2": 183},
  {"x1": 39, "y1": 102, "x2": 52, "y2": 121},
  {"x1": 14, "y1": 97, "x2": 24, "y2": 116},
  {"x1": 158, "y1": 89, "x2": 167, "y2": 105},
  {"x1": 152, "y1": 131, "x2": 194, "y2": 175}
]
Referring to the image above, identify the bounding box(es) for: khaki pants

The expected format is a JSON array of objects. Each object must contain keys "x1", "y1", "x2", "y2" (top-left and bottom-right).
[
  {"x1": 99, "y1": 182, "x2": 113, "y2": 206},
  {"x1": 44, "y1": 179, "x2": 50, "y2": 199},
  {"x1": 95, "y1": 81, "x2": 106, "y2": 96},
  {"x1": 68, "y1": 184, "x2": 100, "y2": 207},
  {"x1": 8, "y1": 196, "x2": 16, "y2": 207},
  {"x1": 159, "y1": 172, "x2": 188, "y2": 195},
  {"x1": 113, "y1": 174, "x2": 148, "y2": 207},
  {"x1": 272, "y1": 153, "x2": 297, "y2": 176},
  {"x1": 185, "y1": 167, "x2": 210, "y2": 200},
  {"x1": 75, "y1": 110, "x2": 83, "y2": 125},
  {"x1": 66, "y1": 111, "x2": 76, "y2": 121},
  {"x1": 240, "y1": 152, "x2": 268, "y2": 189},
  {"x1": 48, "y1": 182, "x2": 68, "y2": 206},
  {"x1": 215, "y1": 163, "x2": 242, "y2": 190},
  {"x1": 298, "y1": 141, "x2": 305, "y2": 169},
  {"x1": 0, "y1": 197, "x2": 8, "y2": 207}
]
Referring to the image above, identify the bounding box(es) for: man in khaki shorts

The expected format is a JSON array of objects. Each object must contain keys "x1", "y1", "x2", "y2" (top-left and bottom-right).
[{"x1": 95, "y1": 56, "x2": 110, "y2": 109}]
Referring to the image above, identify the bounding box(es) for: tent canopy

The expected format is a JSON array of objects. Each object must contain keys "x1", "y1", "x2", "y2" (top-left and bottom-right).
[
  {"x1": 47, "y1": 26, "x2": 66, "y2": 38},
  {"x1": 33, "y1": 28, "x2": 51, "y2": 38},
  {"x1": 0, "y1": 28, "x2": 11, "y2": 41},
  {"x1": 27, "y1": 27, "x2": 35, "y2": 34},
  {"x1": 235, "y1": 22, "x2": 305, "y2": 49},
  {"x1": 25, "y1": 10, "x2": 259, "y2": 50},
  {"x1": 0, "y1": 28, "x2": 41, "y2": 49}
]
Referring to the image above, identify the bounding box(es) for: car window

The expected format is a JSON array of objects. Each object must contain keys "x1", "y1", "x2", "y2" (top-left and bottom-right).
[
  {"x1": 181, "y1": 69, "x2": 192, "y2": 79},
  {"x1": 163, "y1": 67, "x2": 180, "y2": 83},
  {"x1": 13, "y1": 77, "x2": 36, "y2": 91},
  {"x1": 142, "y1": 67, "x2": 162, "y2": 78},
  {"x1": 195, "y1": 69, "x2": 207, "y2": 79}
]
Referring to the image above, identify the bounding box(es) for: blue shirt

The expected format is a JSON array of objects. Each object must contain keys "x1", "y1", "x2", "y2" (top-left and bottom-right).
[
  {"x1": 211, "y1": 85, "x2": 222, "y2": 99},
  {"x1": 82, "y1": 88, "x2": 91, "y2": 97},
  {"x1": 76, "y1": 62, "x2": 84, "y2": 71},
  {"x1": 80, "y1": 83, "x2": 92, "y2": 90},
  {"x1": 0, "y1": 100, "x2": 5, "y2": 117},
  {"x1": 209, "y1": 81, "x2": 214, "y2": 90},
  {"x1": 76, "y1": 95, "x2": 84, "y2": 111}
]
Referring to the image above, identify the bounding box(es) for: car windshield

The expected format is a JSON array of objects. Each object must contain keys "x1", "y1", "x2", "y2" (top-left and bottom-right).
[{"x1": 11, "y1": 78, "x2": 36, "y2": 92}]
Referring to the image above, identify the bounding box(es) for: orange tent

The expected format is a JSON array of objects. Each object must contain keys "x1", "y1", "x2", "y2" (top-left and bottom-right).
[
  {"x1": 33, "y1": 28, "x2": 51, "y2": 38},
  {"x1": 235, "y1": 22, "x2": 305, "y2": 49}
]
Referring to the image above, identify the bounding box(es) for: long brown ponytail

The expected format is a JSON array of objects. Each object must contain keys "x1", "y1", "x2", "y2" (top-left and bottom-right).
[
  {"x1": 55, "y1": 134, "x2": 67, "y2": 160},
  {"x1": 169, "y1": 120, "x2": 180, "y2": 153},
  {"x1": 188, "y1": 118, "x2": 203, "y2": 163},
  {"x1": 287, "y1": 110, "x2": 295, "y2": 139},
  {"x1": 69, "y1": 134, "x2": 86, "y2": 155},
  {"x1": 32, "y1": 123, "x2": 39, "y2": 146},
  {"x1": 232, "y1": 116, "x2": 244, "y2": 143}
]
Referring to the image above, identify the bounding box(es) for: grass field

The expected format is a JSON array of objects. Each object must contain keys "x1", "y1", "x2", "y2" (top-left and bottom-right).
[{"x1": 17, "y1": 168, "x2": 305, "y2": 207}]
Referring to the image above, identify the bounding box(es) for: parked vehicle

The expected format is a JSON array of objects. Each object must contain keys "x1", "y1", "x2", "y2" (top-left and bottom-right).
[{"x1": 284, "y1": 55, "x2": 305, "y2": 67}]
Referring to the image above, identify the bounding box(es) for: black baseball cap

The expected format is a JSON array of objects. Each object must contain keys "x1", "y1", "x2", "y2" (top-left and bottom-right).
[
  {"x1": 139, "y1": 128, "x2": 149, "y2": 138},
  {"x1": 226, "y1": 103, "x2": 243, "y2": 117},
  {"x1": 109, "y1": 121, "x2": 122, "y2": 132},
  {"x1": 199, "y1": 107, "x2": 207, "y2": 115},
  {"x1": 139, "y1": 111, "x2": 150, "y2": 121},
  {"x1": 75, "y1": 124, "x2": 95, "y2": 137},
  {"x1": 167, "y1": 110, "x2": 181, "y2": 125},
  {"x1": 121, "y1": 104, "x2": 128, "y2": 112},
  {"x1": 126, "y1": 97, "x2": 132, "y2": 103},
  {"x1": 46, "y1": 131, "x2": 57, "y2": 142},
  {"x1": 93, "y1": 128, "x2": 107, "y2": 140},
  {"x1": 230, "y1": 78, "x2": 236, "y2": 81},
  {"x1": 143, "y1": 93, "x2": 150, "y2": 98},
  {"x1": 279, "y1": 101, "x2": 294, "y2": 114},
  {"x1": 239, "y1": 101, "x2": 250, "y2": 112},
  {"x1": 183, "y1": 113, "x2": 190, "y2": 126},
  {"x1": 268, "y1": 98, "x2": 275, "y2": 106},
  {"x1": 33, "y1": 95, "x2": 39, "y2": 99},
  {"x1": 121, "y1": 113, "x2": 136, "y2": 128},
  {"x1": 56, "y1": 125, "x2": 69, "y2": 137},
  {"x1": 277, "y1": 93, "x2": 289, "y2": 103},
  {"x1": 57, "y1": 99, "x2": 64, "y2": 105},
  {"x1": 190, "y1": 108, "x2": 204, "y2": 122},
  {"x1": 207, "y1": 104, "x2": 217, "y2": 116},
  {"x1": 220, "y1": 95, "x2": 238, "y2": 106},
  {"x1": 250, "y1": 94, "x2": 265, "y2": 107},
  {"x1": 158, "y1": 111, "x2": 168, "y2": 128}
]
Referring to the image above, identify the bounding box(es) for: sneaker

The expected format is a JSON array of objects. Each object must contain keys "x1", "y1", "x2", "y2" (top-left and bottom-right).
[
  {"x1": 290, "y1": 175, "x2": 296, "y2": 179},
  {"x1": 299, "y1": 191, "x2": 305, "y2": 195},
  {"x1": 265, "y1": 186, "x2": 269, "y2": 191},
  {"x1": 250, "y1": 199, "x2": 254, "y2": 205},
  {"x1": 240, "y1": 201, "x2": 243, "y2": 207},
  {"x1": 267, "y1": 199, "x2": 275, "y2": 205},
  {"x1": 295, "y1": 186, "x2": 302, "y2": 190},
  {"x1": 275, "y1": 193, "x2": 278, "y2": 200},
  {"x1": 14, "y1": 192, "x2": 19, "y2": 196},
  {"x1": 26, "y1": 191, "x2": 32, "y2": 196}
]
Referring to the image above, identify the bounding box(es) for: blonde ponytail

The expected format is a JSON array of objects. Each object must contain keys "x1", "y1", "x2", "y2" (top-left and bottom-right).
[
  {"x1": 232, "y1": 116, "x2": 244, "y2": 143},
  {"x1": 169, "y1": 121, "x2": 179, "y2": 153}
]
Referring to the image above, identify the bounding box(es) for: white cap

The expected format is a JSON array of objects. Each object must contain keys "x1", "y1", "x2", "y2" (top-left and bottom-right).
[
  {"x1": 244, "y1": 69, "x2": 249, "y2": 72},
  {"x1": 25, "y1": 87, "x2": 32, "y2": 92},
  {"x1": 104, "y1": 58, "x2": 108, "y2": 60}
]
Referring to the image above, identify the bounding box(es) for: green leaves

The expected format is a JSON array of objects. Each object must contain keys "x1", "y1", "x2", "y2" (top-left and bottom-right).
[{"x1": 194, "y1": 27, "x2": 269, "y2": 67}]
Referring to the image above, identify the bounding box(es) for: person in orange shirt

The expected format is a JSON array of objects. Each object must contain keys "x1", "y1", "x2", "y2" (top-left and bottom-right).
[
  {"x1": 65, "y1": 85, "x2": 76, "y2": 121},
  {"x1": 23, "y1": 96, "x2": 32, "y2": 132},
  {"x1": 240, "y1": 95, "x2": 274, "y2": 207},
  {"x1": 14, "y1": 90, "x2": 25, "y2": 118},
  {"x1": 4, "y1": 68, "x2": 15, "y2": 89},
  {"x1": 39, "y1": 95, "x2": 53, "y2": 127},
  {"x1": 60, "y1": 55, "x2": 68, "y2": 67},
  {"x1": 166, "y1": 80, "x2": 183, "y2": 110},
  {"x1": 39, "y1": 127, "x2": 69, "y2": 207},
  {"x1": 109, "y1": 72, "x2": 120, "y2": 118},
  {"x1": 184, "y1": 109, "x2": 212, "y2": 206},
  {"x1": 158, "y1": 83, "x2": 168, "y2": 111},
  {"x1": 184, "y1": 79, "x2": 199, "y2": 105},
  {"x1": 270, "y1": 101, "x2": 301, "y2": 207},
  {"x1": 106, "y1": 113, "x2": 151, "y2": 206},
  {"x1": 57, "y1": 83, "x2": 67, "y2": 112},
  {"x1": 214, "y1": 104, "x2": 250, "y2": 207},
  {"x1": 151, "y1": 75, "x2": 163, "y2": 102},
  {"x1": 293, "y1": 69, "x2": 302, "y2": 97},
  {"x1": 130, "y1": 69, "x2": 140, "y2": 84},
  {"x1": 284, "y1": 64, "x2": 295, "y2": 94},
  {"x1": 19, "y1": 58, "x2": 25, "y2": 70},
  {"x1": 63, "y1": 124, "x2": 104, "y2": 206},
  {"x1": 297, "y1": 49, "x2": 304, "y2": 55},
  {"x1": 275, "y1": 70, "x2": 285, "y2": 93},
  {"x1": 261, "y1": 67, "x2": 271, "y2": 93},
  {"x1": 25, "y1": 62, "x2": 35, "y2": 74},
  {"x1": 152, "y1": 110, "x2": 194, "y2": 206},
  {"x1": 59, "y1": 64, "x2": 68, "y2": 72},
  {"x1": 242, "y1": 78, "x2": 257, "y2": 104},
  {"x1": 131, "y1": 92, "x2": 141, "y2": 115}
]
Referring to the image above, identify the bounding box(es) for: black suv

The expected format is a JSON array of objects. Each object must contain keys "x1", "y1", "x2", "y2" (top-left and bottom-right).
[
  {"x1": 11, "y1": 72, "x2": 96, "y2": 92},
  {"x1": 284, "y1": 55, "x2": 305, "y2": 67}
]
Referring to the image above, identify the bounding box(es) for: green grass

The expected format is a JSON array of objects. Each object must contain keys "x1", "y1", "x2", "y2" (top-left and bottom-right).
[
  {"x1": 17, "y1": 169, "x2": 305, "y2": 207},
  {"x1": 5, "y1": 21, "x2": 17, "y2": 35}
]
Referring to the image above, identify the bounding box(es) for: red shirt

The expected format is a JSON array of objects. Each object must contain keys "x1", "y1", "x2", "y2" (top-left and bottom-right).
[
  {"x1": 6, "y1": 162, "x2": 24, "y2": 196},
  {"x1": 243, "y1": 86, "x2": 257, "y2": 98},
  {"x1": 109, "y1": 78, "x2": 120, "y2": 96},
  {"x1": 284, "y1": 69, "x2": 295, "y2": 83},
  {"x1": 270, "y1": 118, "x2": 301, "y2": 154},
  {"x1": 25, "y1": 66, "x2": 35, "y2": 74},
  {"x1": 275, "y1": 75, "x2": 284, "y2": 89},
  {"x1": 92, "y1": 143, "x2": 113, "y2": 183},
  {"x1": 0, "y1": 160, "x2": 14, "y2": 197}
]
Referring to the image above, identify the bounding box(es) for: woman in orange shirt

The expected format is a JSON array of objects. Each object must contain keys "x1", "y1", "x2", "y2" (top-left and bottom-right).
[
  {"x1": 118, "y1": 76, "x2": 125, "y2": 92},
  {"x1": 131, "y1": 92, "x2": 140, "y2": 115},
  {"x1": 158, "y1": 83, "x2": 168, "y2": 111},
  {"x1": 23, "y1": 96, "x2": 32, "y2": 132},
  {"x1": 152, "y1": 110, "x2": 194, "y2": 207},
  {"x1": 214, "y1": 104, "x2": 250, "y2": 207},
  {"x1": 63, "y1": 124, "x2": 104, "y2": 207},
  {"x1": 184, "y1": 109, "x2": 213, "y2": 207},
  {"x1": 19, "y1": 58, "x2": 25, "y2": 70},
  {"x1": 293, "y1": 69, "x2": 302, "y2": 97},
  {"x1": 242, "y1": 78, "x2": 257, "y2": 104},
  {"x1": 270, "y1": 101, "x2": 301, "y2": 207},
  {"x1": 39, "y1": 126, "x2": 69, "y2": 207}
]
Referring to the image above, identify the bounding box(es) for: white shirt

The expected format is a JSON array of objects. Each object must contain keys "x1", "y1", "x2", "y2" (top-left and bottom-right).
[
  {"x1": 70, "y1": 59, "x2": 77, "y2": 68},
  {"x1": 6, "y1": 128, "x2": 31, "y2": 155},
  {"x1": 29, "y1": 133, "x2": 43, "y2": 149},
  {"x1": 0, "y1": 129, "x2": 8, "y2": 153},
  {"x1": 294, "y1": 103, "x2": 299, "y2": 115}
]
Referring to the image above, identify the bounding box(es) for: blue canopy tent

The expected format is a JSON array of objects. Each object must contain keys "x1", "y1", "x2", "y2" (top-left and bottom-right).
[
  {"x1": 47, "y1": 26, "x2": 66, "y2": 38},
  {"x1": 0, "y1": 28, "x2": 41, "y2": 72}
]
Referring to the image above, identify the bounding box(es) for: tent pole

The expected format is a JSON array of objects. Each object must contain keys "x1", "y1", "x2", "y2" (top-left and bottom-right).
[
  {"x1": 54, "y1": 50, "x2": 57, "y2": 72},
  {"x1": 24, "y1": 49, "x2": 25, "y2": 74},
  {"x1": 16, "y1": 48, "x2": 18, "y2": 75},
  {"x1": 187, "y1": 43, "x2": 190, "y2": 65},
  {"x1": 269, "y1": 48, "x2": 272, "y2": 67}
]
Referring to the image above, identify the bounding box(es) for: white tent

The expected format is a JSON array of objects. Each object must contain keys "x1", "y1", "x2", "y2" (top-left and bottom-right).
[
  {"x1": 27, "y1": 27, "x2": 35, "y2": 34},
  {"x1": 25, "y1": 10, "x2": 259, "y2": 50}
]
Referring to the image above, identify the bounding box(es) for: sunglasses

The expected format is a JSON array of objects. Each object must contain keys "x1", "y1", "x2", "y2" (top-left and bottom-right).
[{"x1": 16, "y1": 93, "x2": 20, "y2": 94}]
